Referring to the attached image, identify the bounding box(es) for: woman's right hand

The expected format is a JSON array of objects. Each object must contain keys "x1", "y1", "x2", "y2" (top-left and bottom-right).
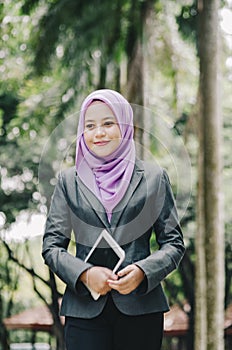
[{"x1": 80, "y1": 266, "x2": 118, "y2": 295}]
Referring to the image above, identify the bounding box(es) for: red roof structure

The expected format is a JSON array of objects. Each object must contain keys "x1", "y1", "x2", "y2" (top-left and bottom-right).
[
  {"x1": 164, "y1": 304, "x2": 189, "y2": 336},
  {"x1": 225, "y1": 304, "x2": 232, "y2": 335},
  {"x1": 3, "y1": 303, "x2": 232, "y2": 336},
  {"x1": 3, "y1": 304, "x2": 64, "y2": 332}
]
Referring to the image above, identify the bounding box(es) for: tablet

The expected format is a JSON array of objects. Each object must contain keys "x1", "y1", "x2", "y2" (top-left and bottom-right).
[{"x1": 84, "y1": 229, "x2": 125, "y2": 300}]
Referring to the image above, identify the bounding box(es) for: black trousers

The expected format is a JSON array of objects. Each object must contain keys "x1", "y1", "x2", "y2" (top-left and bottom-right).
[{"x1": 64, "y1": 294, "x2": 163, "y2": 350}]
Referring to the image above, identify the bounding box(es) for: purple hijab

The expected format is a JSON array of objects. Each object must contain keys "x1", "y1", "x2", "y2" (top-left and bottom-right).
[{"x1": 75, "y1": 89, "x2": 136, "y2": 221}]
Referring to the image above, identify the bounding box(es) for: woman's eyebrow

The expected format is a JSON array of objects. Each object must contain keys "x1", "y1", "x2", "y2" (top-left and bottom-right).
[
  {"x1": 85, "y1": 116, "x2": 116, "y2": 123},
  {"x1": 84, "y1": 119, "x2": 95, "y2": 123},
  {"x1": 102, "y1": 116, "x2": 116, "y2": 120}
]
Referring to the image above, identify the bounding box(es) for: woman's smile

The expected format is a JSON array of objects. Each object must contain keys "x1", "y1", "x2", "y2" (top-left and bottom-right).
[{"x1": 94, "y1": 141, "x2": 110, "y2": 146}]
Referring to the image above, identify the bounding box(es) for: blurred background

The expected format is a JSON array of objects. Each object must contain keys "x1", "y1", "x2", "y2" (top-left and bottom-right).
[{"x1": 0, "y1": 0, "x2": 231, "y2": 349}]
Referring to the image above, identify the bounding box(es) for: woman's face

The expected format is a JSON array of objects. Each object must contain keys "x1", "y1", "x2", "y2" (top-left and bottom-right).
[{"x1": 84, "y1": 101, "x2": 122, "y2": 158}]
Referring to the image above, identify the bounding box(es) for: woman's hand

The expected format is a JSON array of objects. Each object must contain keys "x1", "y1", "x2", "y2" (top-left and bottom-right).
[
  {"x1": 80, "y1": 266, "x2": 118, "y2": 295},
  {"x1": 107, "y1": 264, "x2": 145, "y2": 295}
]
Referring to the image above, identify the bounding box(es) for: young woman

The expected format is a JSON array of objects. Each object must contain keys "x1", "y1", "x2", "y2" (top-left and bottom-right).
[{"x1": 42, "y1": 89, "x2": 185, "y2": 350}]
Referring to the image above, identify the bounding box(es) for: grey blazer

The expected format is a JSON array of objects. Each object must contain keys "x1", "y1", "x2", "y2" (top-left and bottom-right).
[{"x1": 42, "y1": 159, "x2": 185, "y2": 318}]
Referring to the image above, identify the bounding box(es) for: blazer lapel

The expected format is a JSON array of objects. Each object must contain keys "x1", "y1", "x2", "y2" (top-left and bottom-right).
[
  {"x1": 110, "y1": 160, "x2": 144, "y2": 228},
  {"x1": 75, "y1": 173, "x2": 110, "y2": 228},
  {"x1": 75, "y1": 159, "x2": 144, "y2": 230}
]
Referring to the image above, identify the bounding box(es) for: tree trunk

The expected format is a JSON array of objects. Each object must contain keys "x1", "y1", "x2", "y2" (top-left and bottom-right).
[
  {"x1": 127, "y1": 39, "x2": 145, "y2": 159},
  {"x1": 196, "y1": 1, "x2": 225, "y2": 350},
  {"x1": 49, "y1": 270, "x2": 65, "y2": 350},
  {"x1": 125, "y1": 0, "x2": 153, "y2": 160},
  {"x1": 195, "y1": 88, "x2": 207, "y2": 350}
]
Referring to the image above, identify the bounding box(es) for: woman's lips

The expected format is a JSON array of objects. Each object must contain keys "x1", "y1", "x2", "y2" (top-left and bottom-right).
[{"x1": 94, "y1": 141, "x2": 110, "y2": 146}]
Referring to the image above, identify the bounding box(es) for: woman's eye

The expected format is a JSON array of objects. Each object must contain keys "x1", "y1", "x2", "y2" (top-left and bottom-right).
[
  {"x1": 85, "y1": 120, "x2": 116, "y2": 130},
  {"x1": 85, "y1": 124, "x2": 95, "y2": 130},
  {"x1": 104, "y1": 121, "x2": 114, "y2": 127}
]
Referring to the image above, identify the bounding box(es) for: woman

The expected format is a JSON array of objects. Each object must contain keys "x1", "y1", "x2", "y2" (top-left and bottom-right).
[{"x1": 42, "y1": 89, "x2": 185, "y2": 350}]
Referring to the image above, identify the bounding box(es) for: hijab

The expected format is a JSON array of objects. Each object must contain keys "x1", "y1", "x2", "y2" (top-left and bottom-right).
[{"x1": 75, "y1": 89, "x2": 136, "y2": 221}]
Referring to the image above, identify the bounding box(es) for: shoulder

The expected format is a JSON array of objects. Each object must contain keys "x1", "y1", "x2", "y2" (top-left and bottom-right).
[
  {"x1": 135, "y1": 159, "x2": 172, "y2": 190},
  {"x1": 55, "y1": 166, "x2": 76, "y2": 193},
  {"x1": 58, "y1": 166, "x2": 76, "y2": 181},
  {"x1": 135, "y1": 158, "x2": 164, "y2": 178}
]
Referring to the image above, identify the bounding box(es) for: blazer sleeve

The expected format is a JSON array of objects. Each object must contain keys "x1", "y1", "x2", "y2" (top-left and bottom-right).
[
  {"x1": 135, "y1": 169, "x2": 185, "y2": 294},
  {"x1": 42, "y1": 172, "x2": 92, "y2": 293}
]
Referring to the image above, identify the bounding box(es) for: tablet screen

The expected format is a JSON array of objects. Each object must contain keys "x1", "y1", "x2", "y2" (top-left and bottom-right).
[{"x1": 87, "y1": 236, "x2": 120, "y2": 271}]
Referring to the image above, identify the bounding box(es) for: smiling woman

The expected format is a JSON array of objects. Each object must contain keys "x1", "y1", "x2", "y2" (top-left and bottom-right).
[
  {"x1": 75, "y1": 90, "x2": 136, "y2": 222},
  {"x1": 84, "y1": 101, "x2": 122, "y2": 158},
  {"x1": 42, "y1": 89, "x2": 185, "y2": 350}
]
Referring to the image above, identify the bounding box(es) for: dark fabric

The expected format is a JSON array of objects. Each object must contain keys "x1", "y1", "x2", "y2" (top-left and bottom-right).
[
  {"x1": 64, "y1": 294, "x2": 163, "y2": 350},
  {"x1": 42, "y1": 161, "x2": 185, "y2": 318}
]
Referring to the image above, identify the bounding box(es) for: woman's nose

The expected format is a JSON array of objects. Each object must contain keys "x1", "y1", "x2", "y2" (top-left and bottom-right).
[{"x1": 95, "y1": 125, "x2": 106, "y2": 136}]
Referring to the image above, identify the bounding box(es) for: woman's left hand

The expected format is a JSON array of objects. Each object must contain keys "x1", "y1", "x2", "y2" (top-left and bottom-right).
[{"x1": 107, "y1": 264, "x2": 145, "y2": 295}]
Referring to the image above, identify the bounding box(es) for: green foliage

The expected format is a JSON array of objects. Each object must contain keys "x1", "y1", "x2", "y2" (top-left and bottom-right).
[
  {"x1": 21, "y1": 0, "x2": 41, "y2": 14},
  {"x1": 21, "y1": 0, "x2": 125, "y2": 76},
  {"x1": 176, "y1": 1, "x2": 198, "y2": 43},
  {"x1": 0, "y1": 2, "x2": 231, "y2": 347}
]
